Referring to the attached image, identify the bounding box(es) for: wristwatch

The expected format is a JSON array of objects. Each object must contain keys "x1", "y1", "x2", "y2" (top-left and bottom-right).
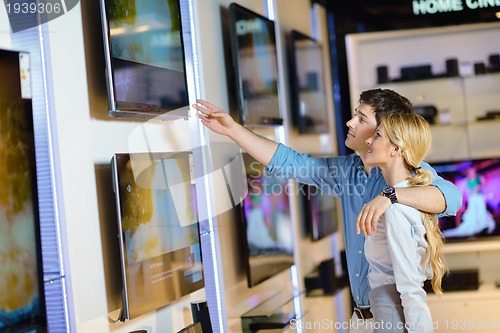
[{"x1": 381, "y1": 185, "x2": 398, "y2": 204}]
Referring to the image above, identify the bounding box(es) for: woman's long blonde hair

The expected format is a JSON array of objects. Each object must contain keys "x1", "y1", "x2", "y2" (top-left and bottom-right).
[{"x1": 380, "y1": 113, "x2": 447, "y2": 295}]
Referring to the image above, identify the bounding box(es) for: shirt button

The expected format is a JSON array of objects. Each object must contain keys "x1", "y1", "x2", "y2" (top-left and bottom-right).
[
  {"x1": 357, "y1": 296, "x2": 360, "y2": 299},
  {"x1": 356, "y1": 273, "x2": 359, "y2": 277},
  {"x1": 358, "y1": 250, "x2": 362, "y2": 254}
]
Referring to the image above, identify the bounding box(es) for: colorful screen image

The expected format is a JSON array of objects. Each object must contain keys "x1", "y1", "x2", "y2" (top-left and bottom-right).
[
  {"x1": 0, "y1": 50, "x2": 45, "y2": 330},
  {"x1": 241, "y1": 155, "x2": 294, "y2": 287},
  {"x1": 288, "y1": 31, "x2": 329, "y2": 134},
  {"x1": 300, "y1": 185, "x2": 339, "y2": 241},
  {"x1": 103, "y1": 0, "x2": 188, "y2": 112},
  {"x1": 434, "y1": 158, "x2": 500, "y2": 241},
  {"x1": 229, "y1": 3, "x2": 282, "y2": 126},
  {"x1": 112, "y1": 152, "x2": 203, "y2": 319}
]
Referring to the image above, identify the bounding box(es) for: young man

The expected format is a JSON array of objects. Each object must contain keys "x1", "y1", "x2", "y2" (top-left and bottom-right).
[{"x1": 192, "y1": 89, "x2": 461, "y2": 333}]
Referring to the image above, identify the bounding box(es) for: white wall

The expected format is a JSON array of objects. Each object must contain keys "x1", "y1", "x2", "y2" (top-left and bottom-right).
[{"x1": 0, "y1": 5, "x2": 11, "y2": 49}]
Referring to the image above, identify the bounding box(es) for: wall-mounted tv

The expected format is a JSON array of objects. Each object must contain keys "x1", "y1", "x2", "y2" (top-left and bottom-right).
[
  {"x1": 111, "y1": 152, "x2": 204, "y2": 320},
  {"x1": 0, "y1": 49, "x2": 47, "y2": 331},
  {"x1": 228, "y1": 3, "x2": 283, "y2": 127},
  {"x1": 433, "y1": 157, "x2": 500, "y2": 242},
  {"x1": 299, "y1": 184, "x2": 340, "y2": 241},
  {"x1": 100, "y1": 0, "x2": 190, "y2": 119},
  {"x1": 288, "y1": 30, "x2": 329, "y2": 134},
  {"x1": 241, "y1": 154, "x2": 294, "y2": 288}
]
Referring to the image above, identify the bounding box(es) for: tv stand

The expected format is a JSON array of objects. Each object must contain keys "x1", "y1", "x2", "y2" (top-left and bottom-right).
[{"x1": 240, "y1": 292, "x2": 298, "y2": 333}]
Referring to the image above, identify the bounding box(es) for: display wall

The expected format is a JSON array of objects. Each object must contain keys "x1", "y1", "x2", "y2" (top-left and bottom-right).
[{"x1": 0, "y1": 0, "x2": 345, "y2": 332}]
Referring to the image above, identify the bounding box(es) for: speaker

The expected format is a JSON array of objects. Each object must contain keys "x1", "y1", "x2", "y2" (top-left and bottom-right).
[
  {"x1": 376, "y1": 65, "x2": 389, "y2": 84},
  {"x1": 340, "y1": 250, "x2": 347, "y2": 272},
  {"x1": 319, "y1": 258, "x2": 337, "y2": 294},
  {"x1": 191, "y1": 301, "x2": 213, "y2": 333},
  {"x1": 413, "y1": 105, "x2": 438, "y2": 124},
  {"x1": 304, "y1": 271, "x2": 322, "y2": 291},
  {"x1": 474, "y1": 62, "x2": 486, "y2": 75},
  {"x1": 489, "y1": 53, "x2": 500, "y2": 72},
  {"x1": 445, "y1": 58, "x2": 459, "y2": 77},
  {"x1": 424, "y1": 269, "x2": 479, "y2": 293}
]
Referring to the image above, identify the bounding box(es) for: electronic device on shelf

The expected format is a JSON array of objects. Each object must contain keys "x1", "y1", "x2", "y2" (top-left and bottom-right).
[
  {"x1": 288, "y1": 30, "x2": 329, "y2": 134},
  {"x1": 299, "y1": 184, "x2": 340, "y2": 241},
  {"x1": 111, "y1": 152, "x2": 204, "y2": 320},
  {"x1": 240, "y1": 154, "x2": 294, "y2": 288},
  {"x1": 0, "y1": 49, "x2": 47, "y2": 332},
  {"x1": 177, "y1": 322, "x2": 203, "y2": 333},
  {"x1": 413, "y1": 105, "x2": 438, "y2": 124},
  {"x1": 424, "y1": 269, "x2": 479, "y2": 293},
  {"x1": 228, "y1": 3, "x2": 283, "y2": 127},
  {"x1": 433, "y1": 157, "x2": 500, "y2": 243},
  {"x1": 99, "y1": 0, "x2": 190, "y2": 119}
]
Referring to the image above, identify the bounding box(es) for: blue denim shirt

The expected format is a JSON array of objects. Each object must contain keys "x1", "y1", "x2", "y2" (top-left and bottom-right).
[{"x1": 266, "y1": 144, "x2": 462, "y2": 307}]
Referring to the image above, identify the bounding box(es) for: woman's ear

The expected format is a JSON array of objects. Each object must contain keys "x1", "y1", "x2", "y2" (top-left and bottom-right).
[{"x1": 391, "y1": 145, "x2": 402, "y2": 157}]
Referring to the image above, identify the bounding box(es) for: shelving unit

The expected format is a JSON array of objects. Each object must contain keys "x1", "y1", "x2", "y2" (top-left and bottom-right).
[
  {"x1": 346, "y1": 22, "x2": 500, "y2": 163},
  {"x1": 346, "y1": 21, "x2": 500, "y2": 331}
]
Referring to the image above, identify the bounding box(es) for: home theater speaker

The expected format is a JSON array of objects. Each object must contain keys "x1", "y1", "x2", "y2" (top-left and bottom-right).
[
  {"x1": 319, "y1": 258, "x2": 337, "y2": 294},
  {"x1": 191, "y1": 301, "x2": 213, "y2": 333},
  {"x1": 489, "y1": 53, "x2": 500, "y2": 72},
  {"x1": 445, "y1": 58, "x2": 459, "y2": 77},
  {"x1": 376, "y1": 65, "x2": 389, "y2": 84}
]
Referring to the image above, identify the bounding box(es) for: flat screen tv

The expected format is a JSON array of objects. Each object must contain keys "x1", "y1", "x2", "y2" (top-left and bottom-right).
[
  {"x1": 299, "y1": 184, "x2": 340, "y2": 241},
  {"x1": 228, "y1": 3, "x2": 283, "y2": 127},
  {"x1": 288, "y1": 30, "x2": 329, "y2": 134},
  {"x1": 111, "y1": 152, "x2": 204, "y2": 320},
  {"x1": 433, "y1": 157, "x2": 500, "y2": 242},
  {"x1": 241, "y1": 154, "x2": 294, "y2": 288},
  {"x1": 100, "y1": 0, "x2": 190, "y2": 119},
  {"x1": 0, "y1": 49, "x2": 47, "y2": 331}
]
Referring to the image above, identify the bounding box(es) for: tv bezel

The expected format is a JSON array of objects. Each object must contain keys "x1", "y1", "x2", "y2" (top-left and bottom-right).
[
  {"x1": 0, "y1": 49, "x2": 47, "y2": 331},
  {"x1": 99, "y1": 0, "x2": 190, "y2": 120},
  {"x1": 433, "y1": 157, "x2": 500, "y2": 244},
  {"x1": 228, "y1": 3, "x2": 283, "y2": 127},
  {"x1": 239, "y1": 154, "x2": 294, "y2": 288},
  {"x1": 111, "y1": 151, "x2": 204, "y2": 320},
  {"x1": 288, "y1": 30, "x2": 329, "y2": 134}
]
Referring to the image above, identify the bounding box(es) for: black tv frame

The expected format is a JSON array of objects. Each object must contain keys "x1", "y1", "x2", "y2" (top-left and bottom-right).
[
  {"x1": 299, "y1": 184, "x2": 340, "y2": 242},
  {"x1": 288, "y1": 30, "x2": 329, "y2": 134},
  {"x1": 99, "y1": 0, "x2": 190, "y2": 120},
  {"x1": 239, "y1": 154, "x2": 294, "y2": 288},
  {"x1": 228, "y1": 3, "x2": 283, "y2": 127},
  {"x1": 433, "y1": 157, "x2": 500, "y2": 243}
]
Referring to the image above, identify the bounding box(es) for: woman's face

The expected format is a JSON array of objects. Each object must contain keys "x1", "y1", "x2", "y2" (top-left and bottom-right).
[{"x1": 365, "y1": 125, "x2": 395, "y2": 166}]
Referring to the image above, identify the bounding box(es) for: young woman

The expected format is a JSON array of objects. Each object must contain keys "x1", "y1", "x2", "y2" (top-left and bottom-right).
[{"x1": 363, "y1": 113, "x2": 447, "y2": 333}]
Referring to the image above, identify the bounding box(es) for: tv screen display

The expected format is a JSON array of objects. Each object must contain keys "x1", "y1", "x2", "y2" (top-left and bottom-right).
[
  {"x1": 228, "y1": 3, "x2": 283, "y2": 127},
  {"x1": 111, "y1": 152, "x2": 204, "y2": 320},
  {"x1": 241, "y1": 154, "x2": 294, "y2": 288},
  {"x1": 288, "y1": 30, "x2": 329, "y2": 134},
  {"x1": 100, "y1": 0, "x2": 189, "y2": 119},
  {"x1": 0, "y1": 50, "x2": 46, "y2": 331},
  {"x1": 300, "y1": 185, "x2": 340, "y2": 241},
  {"x1": 434, "y1": 158, "x2": 500, "y2": 242}
]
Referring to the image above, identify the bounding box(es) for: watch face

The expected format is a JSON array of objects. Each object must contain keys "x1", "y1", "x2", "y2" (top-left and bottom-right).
[{"x1": 382, "y1": 186, "x2": 394, "y2": 195}]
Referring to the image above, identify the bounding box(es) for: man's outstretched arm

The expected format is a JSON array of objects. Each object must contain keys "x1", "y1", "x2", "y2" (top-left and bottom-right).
[{"x1": 193, "y1": 99, "x2": 278, "y2": 165}]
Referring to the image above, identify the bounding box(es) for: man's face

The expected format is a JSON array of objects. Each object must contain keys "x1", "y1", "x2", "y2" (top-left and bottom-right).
[{"x1": 345, "y1": 104, "x2": 377, "y2": 154}]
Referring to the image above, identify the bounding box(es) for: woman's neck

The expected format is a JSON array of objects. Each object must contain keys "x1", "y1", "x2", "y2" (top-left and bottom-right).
[{"x1": 380, "y1": 161, "x2": 412, "y2": 186}]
